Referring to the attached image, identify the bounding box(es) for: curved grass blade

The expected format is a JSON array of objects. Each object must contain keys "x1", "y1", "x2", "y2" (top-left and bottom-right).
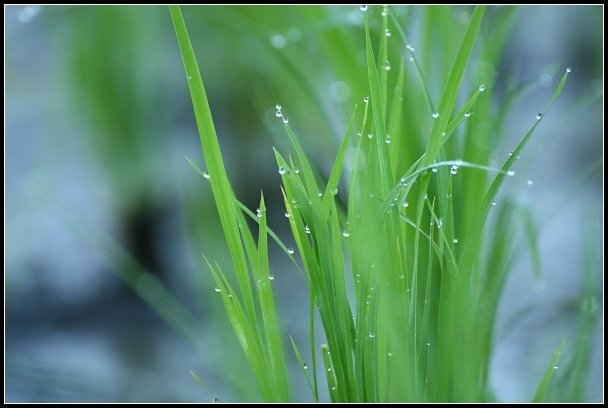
[{"x1": 461, "y1": 69, "x2": 570, "y2": 273}]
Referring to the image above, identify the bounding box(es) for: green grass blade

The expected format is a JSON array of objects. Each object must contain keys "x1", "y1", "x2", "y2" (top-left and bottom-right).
[
  {"x1": 387, "y1": 58, "x2": 405, "y2": 176},
  {"x1": 421, "y1": 6, "x2": 485, "y2": 167},
  {"x1": 289, "y1": 336, "x2": 317, "y2": 401},
  {"x1": 234, "y1": 200, "x2": 303, "y2": 276},
  {"x1": 322, "y1": 343, "x2": 338, "y2": 401},
  {"x1": 322, "y1": 106, "x2": 357, "y2": 215},
  {"x1": 256, "y1": 194, "x2": 290, "y2": 401},
  {"x1": 170, "y1": 5, "x2": 256, "y2": 323},
  {"x1": 532, "y1": 340, "x2": 566, "y2": 402},
  {"x1": 205, "y1": 258, "x2": 272, "y2": 400},
  {"x1": 389, "y1": 9, "x2": 436, "y2": 115},
  {"x1": 461, "y1": 69, "x2": 570, "y2": 273},
  {"x1": 520, "y1": 206, "x2": 542, "y2": 281}
]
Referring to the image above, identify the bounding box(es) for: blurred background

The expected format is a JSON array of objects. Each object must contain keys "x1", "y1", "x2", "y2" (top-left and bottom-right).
[{"x1": 5, "y1": 5, "x2": 603, "y2": 402}]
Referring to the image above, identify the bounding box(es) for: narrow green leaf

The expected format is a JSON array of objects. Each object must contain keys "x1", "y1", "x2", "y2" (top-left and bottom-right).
[
  {"x1": 533, "y1": 340, "x2": 566, "y2": 402},
  {"x1": 290, "y1": 336, "x2": 317, "y2": 401},
  {"x1": 170, "y1": 5, "x2": 257, "y2": 324},
  {"x1": 422, "y1": 6, "x2": 485, "y2": 167},
  {"x1": 520, "y1": 207, "x2": 542, "y2": 281}
]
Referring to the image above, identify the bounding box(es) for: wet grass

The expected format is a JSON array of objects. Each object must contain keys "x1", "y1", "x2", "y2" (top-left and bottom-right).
[{"x1": 169, "y1": 5, "x2": 578, "y2": 402}]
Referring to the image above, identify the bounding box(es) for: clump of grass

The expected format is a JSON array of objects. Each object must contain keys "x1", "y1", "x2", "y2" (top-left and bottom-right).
[{"x1": 170, "y1": 5, "x2": 571, "y2": 402}]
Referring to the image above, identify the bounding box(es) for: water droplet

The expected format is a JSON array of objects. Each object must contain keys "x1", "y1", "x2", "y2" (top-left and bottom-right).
[
  {"x1": 203, "y1": 171, "x2": 211, "y2": 180},
  {"x1": 317, "y1": 191, "x2": 323, "y2": 197},
  {"x1": 363, "y1": 96, "x2": 369, "y2": 103},
  {"x1": 536, "y1": 113, "x2": 543, "y2": 120},
  {"x1": 278, "y1": 167, "x2": 286, "y2": 175},
  {"x1": 432, "y1": 112, "x2": 440, "y2": 119},
  {"x1": 327, "y1": 366, "x2": 332, "y2": 372},
  {"x1": 303, "y1": 363, "x2": 308, "y2": 370},
  {"x1": 479, "y1": 84, "x2": 485, "y2": 92},
  {"x1": 287, "y1": 248, "x2": 295, "y2": 255},
  {"x1": 269, "y1": 275, "x2": 275, "y2": 281},
  {"x1": 385, "y1": 60, "x2": 391, "y2": 70},
  {"x1": 405, "y1": 288, "x2": 411, "y2": 293},
  {"x1": 357, "y1": 131, "x2": 362, "y2": 137},
  {"x1": 271, "y1": 34, "x2": 287, "y2": 49},
  {"x1": 400, "y1": 176, "x2": 407, "y2": 183},
  {"x1": 342, "y1": 230, "x2": 350, "y2": 238},
  {"x1": 426, "y1": 342, "x2": 431, "y2": 346},
  {"x1": 554, "y1": 365, "x2": 559, "y2": 370},
  {"x1": 369, "y1": 332, "x2": 376, "y2": 339},
  {"x1": 387, "y1": 352, "x2": 393, "y2": 357},
  {"x1": 424, "y1": 193, "x2": 428, "y2": 199},
  {"x1": 187, "y1": 75, "x2": 192, "y2": 80},
  {"x1": 432, "y1": 166, "x2": 438, "y2": 173},
  {"x1": 214, "y1": 287, "x2": 222, "y2": 293},
  {"x1": 385, "y1": 28, "x2": 391, "y2": 37},
  {"x1": 331, "y1": 385, "x2": 337, "y2": 391},
  {"x1": 276, "y1": 109, "x2": 283, "y2": 117},
  {"x1": 305, "y1": 225, "x2": 311, "y2": 234},
  {"x1": 284, "y1": 212, "x2": 290, "y2": 218},
  {"x1": 507, "y1": 170, "x2": 515, "y2": 176},
  {"x1": 282, "y1": 116, "x2": 289, "y2": 124},
  {"x1": 450, "y1": 165, "x2": 458, "y2": 175},
  {"x1": 509, "y1": 151, "x2": 513, "y2": 156},
  {"x1": 385, "y1": 135, "x2": 391, "y2": 144},
  {"x1": 367, "y1": 133, "x2": 373, "y2": 139},
  {"x1": 287, "y1": 28, "x2": 302, "y2": 42},
  {"x1": 294, "y1": 167, "x2": 300, "y2": 174},
  {"x1": 566, "y1": 67, "x2": 572, "y2": 73},
  {"x1": 276, "y1": 104, "x2": 282, "y2": 110},
  {"x1": 406, "y1": 44, "x2": 415, "y2": 52},
  {"x1": 381, "y1": 7, "x2": 388, "y2": 16},
  {"x1": 491, "y1": 200, "x2": 497, "y2": 206},
  {"x1": 256, "y1": 208, "x2": 263, "y2": 218},
  {"x1": 409, "y1": 56, "x2": 414, "y2": 62},
  {"x1": 331, "y1": 187, "x2": 338, "y2": 195},
  {"x1": 257, "y1": 279, "x2": 267, "y2": 289},
  {"x1": 464, "y1": 111, "x2": 472, "y2": 118},
  {"x1": 360, "y1": 4, "x2": 368, "y2": 12},
  {"x1": 527, "y1": 179, "x2": 534, "y2": 186},
  {"x1": 453, "y1": 238, "x2": 459, "y2": 244}
]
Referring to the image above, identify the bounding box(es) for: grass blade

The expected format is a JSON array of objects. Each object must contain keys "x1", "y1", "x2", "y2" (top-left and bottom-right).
[
  {"x1": 170, "y1": 5, "x2": 257, "y2": 323},
  {"x1": 532, "y1": 340, "x2": 566, "y2": 402},
  {"x1": 421, "y1": 6, "x2": 485, "y2": 167}
]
